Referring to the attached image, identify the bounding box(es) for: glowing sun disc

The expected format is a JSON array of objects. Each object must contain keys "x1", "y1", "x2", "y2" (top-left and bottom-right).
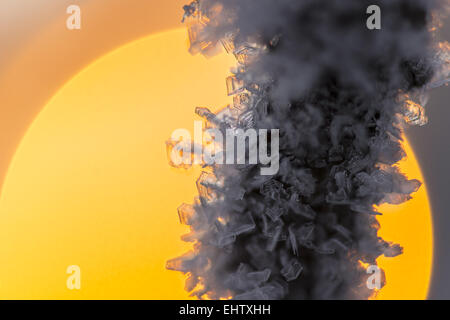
[{"x1": 0, "y1": 29, "x2": 432, "y2": 299}]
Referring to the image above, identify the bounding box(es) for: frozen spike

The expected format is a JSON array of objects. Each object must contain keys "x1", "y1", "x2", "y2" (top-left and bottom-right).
[
  {"x1": 264, "y1": 205, "x2": 285, "y2": 222},
  {"x1": 166, "y1": 251, "x2": 196, "y2": 272},
  {"x1": 291, "y1": 223, "x2": 315, "y2": 249},
  {"x1": 266, "y1": 224, "x2": 282, "y2": 251},
  {"x1": 196, "y1": 172, "x2": 217, "y2": 201},
  {"x1": 185, "y1": 274, "x2": 198, "y2": 292},
  {"x1": 314, "y1": 244, "x2": 335, "y2": 255},
  {"x1": 238, "y1": 110, "x2": 255, "y2": 129},
  {"x1": 181, "y1": 1, "x2": 199, "y2": 23},
  {"x1": 288, "y1": 226, "x2": 298, "y2": 255},
  {"x1": 399, "y1": 179, "x2": 421, "y2": 194},
  {"x1": 302, "y1": 240, "x2": 315, "y2": 250},
  {"x1": 190, "y1": 287, "x2": 209, "y2": 299},
  {"x1": 383, "y1": 243, "x2": 403, "y2": 257},
  {"x1": 247, "y1": 269, "x2": 271, "y2": 284},
  {"x1": 261, "y1": 214, "x2": 269, "y2": 235},
  {"x1": 165, "y1": 138, "x2": 193, "y2": 169},
  {"x1": 195, "y1": 106, "x2": 215, "y2": 118},
  {"x1": 403, "y1": 100, "x2": 428, "y2": 126},
  {"x1": 262, "y1": 218, "x2": 284, "y2": 238},
  {"x1": 334, "y1": 225, "x2": 352, "y2": 241},
  {"x1": 180, "y1": 232, "x2": 195, "y2": 242},
  {"x1": 315, "y1": 238, "x2": 348, "y2": 255},
  {"x1": 226, "y1": 75, "x2": 245, "y2": 96},
  {"x1": 230, "y1": 65, "x2": 247, "y2": 76},
  {"x1": 330, "y1": 238, "x2": 349, "y2": 251},
  {"x1": 297, "y1": 223, "x2": 315, "y2": 242},
  {"x1": 233, "y1": 93, "x2": 251, "y2": 111},
  {"x1": 229, "y1": 212, "x2": 255, "y2": 236},
  {"x1": 215, "y1": 233, "x2": 236, "y2": 248},
  {"x1": 178, "y1": 203, "x2": 196, "y2": 225},
  {"x1": 220, "y1": 32, "x2": 236, "y2": 54},
  {"x1": 428, "y1": 41, "x2": 450, "y2": 89},
  {"x1": 185, "y1": 12, "x2": 220, "y2": 57},
  {"x1": 281, "y1": 259, "x2": 303, "y2": 281},
  {"x1": 195, "y1": 107, "x2": 220, "y2": 124},
  {"x1": 427, "y1": 78, "x2": 450, "y2": 89},
  {"x1": 383, "y1": 192, "x2": 411, "y2": 205},
  {"x1": 237, "y1": 263, "x2": 250, "y2": 274},
  {"x1": 231, "y1": 221, "x2": 255, "y2": 236},
  {"x1": 233, "y1": 44, "x2": 260, "y2": 65},
  {"x1": 214, "y1": 106, "x2": 236, "y2": 127},
  {"x1": 186, "y1": 23, "x2": 203, "y2": 55},
  {"x1": 181, "y1": 230, "x2": 205, "y2": 243},
  {"x1": 198, "y1": 42, "x2": 222, "y2": 58},
  {"x1": 227, "y1": 266, "x2": 271, "y2": 291},
  {"x1": 215, "y1": 106, "x2": 234, "y2": 119}
]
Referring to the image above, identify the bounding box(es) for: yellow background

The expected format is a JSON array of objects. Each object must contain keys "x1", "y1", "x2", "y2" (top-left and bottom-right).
[{"x1": 0, "y1": 29, "x2": 433, "y2": 299}]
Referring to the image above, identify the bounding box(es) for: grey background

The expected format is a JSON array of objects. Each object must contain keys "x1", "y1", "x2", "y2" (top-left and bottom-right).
[{"x1": 408, "y1": 17, "x2": 450, "y2": 299}]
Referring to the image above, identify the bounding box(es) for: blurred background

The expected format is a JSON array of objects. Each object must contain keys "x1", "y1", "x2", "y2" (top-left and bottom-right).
[{"x1": 0, "y1": 0, "x2": 448, "y2": 299}]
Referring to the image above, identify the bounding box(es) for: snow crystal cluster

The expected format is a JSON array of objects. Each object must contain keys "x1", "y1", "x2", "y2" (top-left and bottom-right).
[{"x1": 167, "y1": 0, "x2": 449, "y2": 299}]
